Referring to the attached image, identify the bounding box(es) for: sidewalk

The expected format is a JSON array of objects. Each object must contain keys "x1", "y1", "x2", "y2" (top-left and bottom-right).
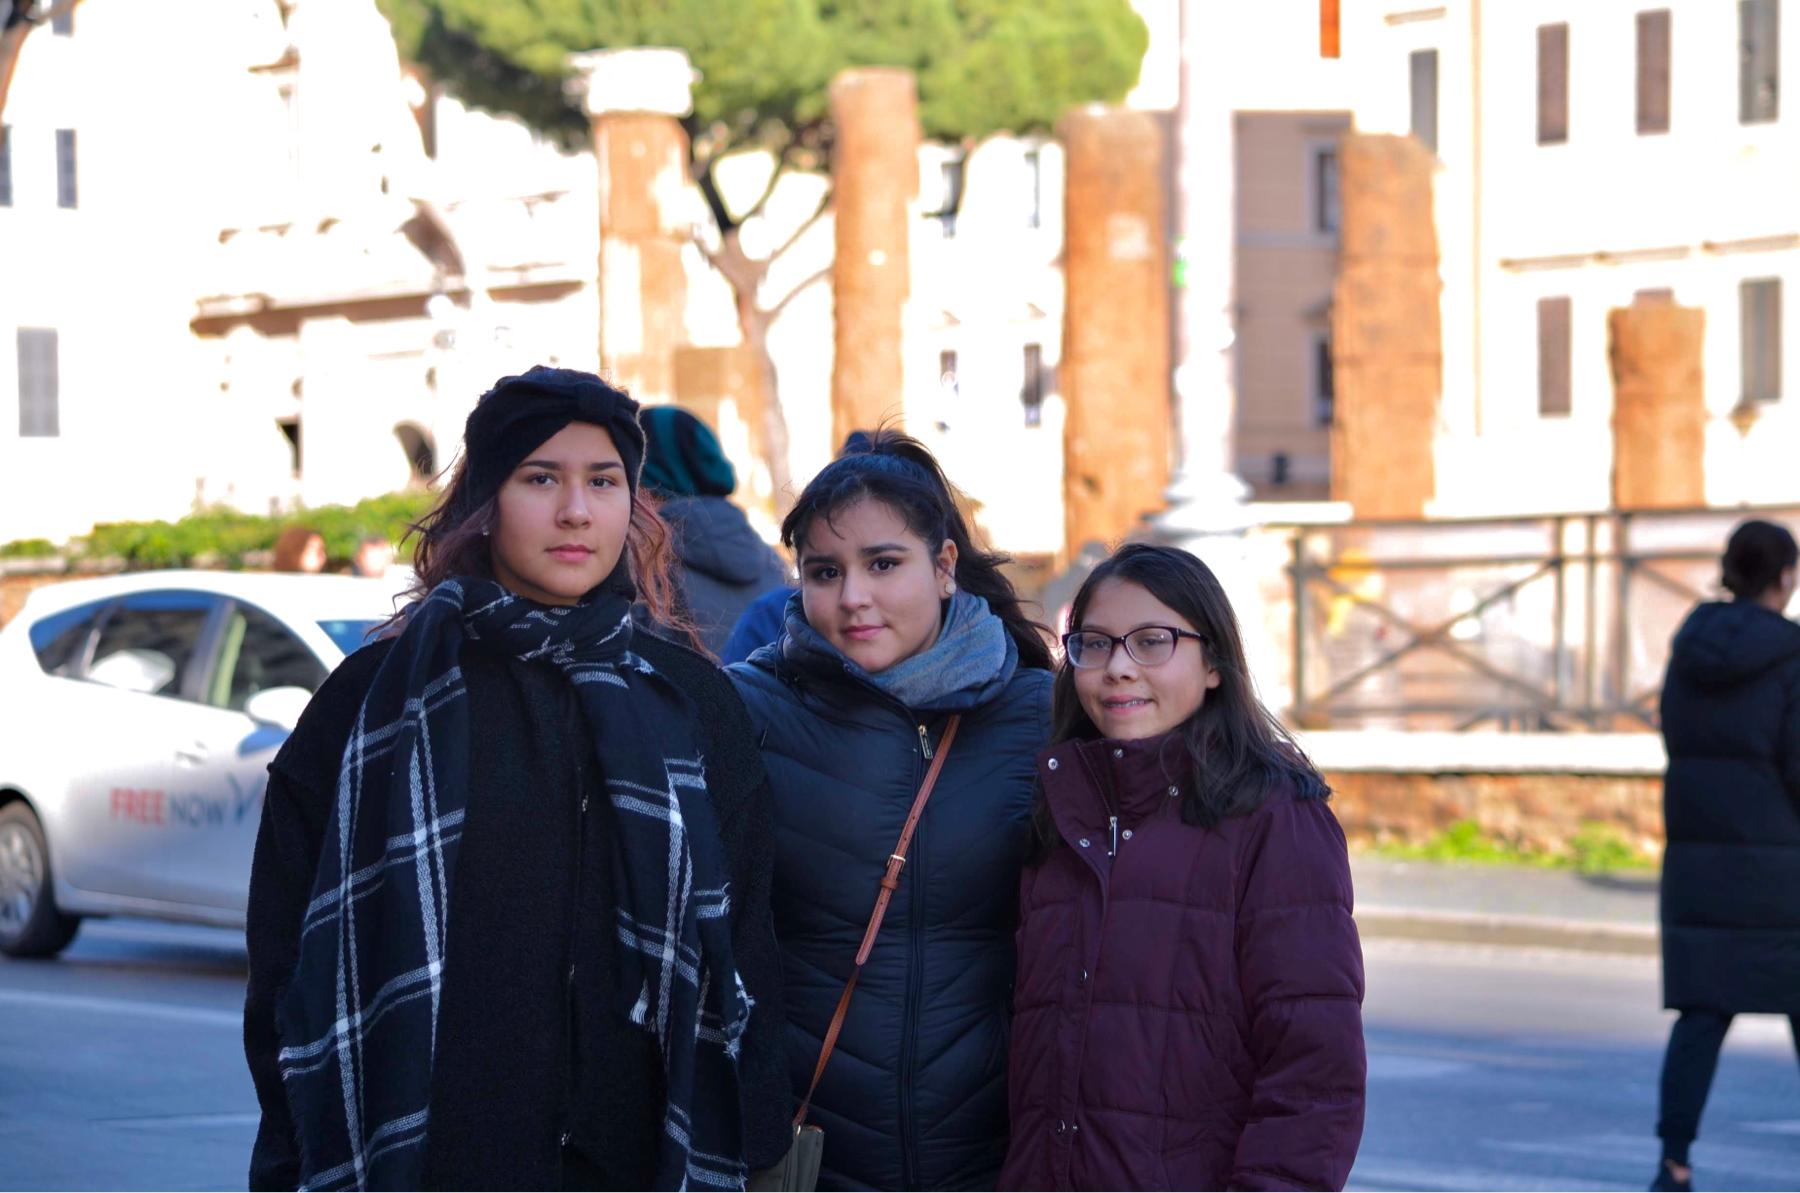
[{"x1": 1350, "y1": 856, "x2": 1660, "y2": 955}]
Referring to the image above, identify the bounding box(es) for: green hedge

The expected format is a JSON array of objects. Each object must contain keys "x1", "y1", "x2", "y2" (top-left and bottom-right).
[{"x1": 0, "y1": 491, "x2": 439, "y2": 571}]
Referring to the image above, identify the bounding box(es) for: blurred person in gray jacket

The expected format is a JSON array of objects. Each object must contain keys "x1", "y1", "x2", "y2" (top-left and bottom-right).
[{"x1": 640, "y1": 405, "x2": 789, "y2": 656}]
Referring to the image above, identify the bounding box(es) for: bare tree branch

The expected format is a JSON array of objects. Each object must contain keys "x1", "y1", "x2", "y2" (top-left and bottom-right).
[
  {"x1": 692, "y1": 154, "x2": 736, "y2": 239},
  {"x1": 765, "y1": 186, "x2": 833, "y2": 267},
  {"x1": 765, "y1": 265, "x2": 830, "y2": 322},
  {"x1": 740, "y1": 145, "x2": 793, "y2": 224}
]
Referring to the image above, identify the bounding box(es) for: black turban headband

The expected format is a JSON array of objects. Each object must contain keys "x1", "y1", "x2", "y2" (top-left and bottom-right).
[{"x1": 462, "y1": 366, "x2": 646, "y2": 510}]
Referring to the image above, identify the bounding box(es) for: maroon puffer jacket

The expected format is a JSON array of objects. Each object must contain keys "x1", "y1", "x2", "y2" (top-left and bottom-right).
[{"x1": 999, "y1": 734, "x2": 1366, "y2": 1191}]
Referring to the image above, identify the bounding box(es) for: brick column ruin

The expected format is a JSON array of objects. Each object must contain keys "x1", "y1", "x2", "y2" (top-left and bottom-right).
[
  {"x1": 1609, "y1": 303, "x2": 1706, "y2": 509},
  {"x1": 568, "y1": 48, "x2": 695, "y2": 406},
  {"x1": 1330, "y1": 133, "x2": 1441, "y2": 519},
  {"x1": 829, "y1": 68, "x2": 919, "y2": 447},
  {"x1": 1060, "y1": 106, "x2": 1172, "y2": 560}
]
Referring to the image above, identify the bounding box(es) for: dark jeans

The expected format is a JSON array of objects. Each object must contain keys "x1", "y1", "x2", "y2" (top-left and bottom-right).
[{"x1": 1657, "y1": 1008, "x2": 1800, "y2": 1160}]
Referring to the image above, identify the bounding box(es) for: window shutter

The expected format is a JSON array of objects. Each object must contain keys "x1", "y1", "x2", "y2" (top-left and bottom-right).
[
  {"x1": 17, "y1": 328, "x2": 61, "y2": 438},
  {"x1": 1538, "y1": 24, "x2": 1570, "y2": 145},
  {"x1": 1637, "y1": 10, "x2": 1672, "y2": 134},
  {"x1": 1740, "y1": 0, "x2": 1780, "y2": 124},
  {"x1": 1409, "y1": 49, "x2": 1439, "y2": 153},
  {"x1": 1741, "y1": 278, "x2": 1783, "y2": 402},
  {"x1": 55, "y1": 129, "x2": 77, "y2": 209},
  {"x1": 1537, "y1": 297, "x2": 1572, "y2": 417}
]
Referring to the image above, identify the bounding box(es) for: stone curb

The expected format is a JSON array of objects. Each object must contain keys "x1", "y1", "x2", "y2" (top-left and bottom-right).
[{"x1": 1354, "y1": 905, "x2": 1660, "y2": 956}]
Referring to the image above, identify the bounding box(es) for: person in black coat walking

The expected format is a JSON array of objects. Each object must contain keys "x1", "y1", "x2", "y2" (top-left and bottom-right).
[
  {"x1": 243, "y1": 368, "x2": 791, "y2": 1191},
  {"x1": 1652, "y1": 518, "x2": 1800, "y2": 1192},
  {"x1": 728, "y1": 431, "x2": 1054, "y2": 1190}
]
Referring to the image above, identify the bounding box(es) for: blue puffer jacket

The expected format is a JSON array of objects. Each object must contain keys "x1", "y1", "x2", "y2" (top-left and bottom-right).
[{"x1": 728, "y1": 613, "x2": 1053, "y2": 1191}]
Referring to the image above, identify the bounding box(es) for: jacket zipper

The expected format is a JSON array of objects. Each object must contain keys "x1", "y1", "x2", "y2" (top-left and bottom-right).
[{"x1": 898, "y1": 719, "x2": 932, "y2": 1190}]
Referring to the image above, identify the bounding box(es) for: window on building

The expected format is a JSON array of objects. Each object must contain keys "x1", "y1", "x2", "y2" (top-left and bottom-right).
[
  {"x1": 1409, "y1": 49, "x2": 1439, "y2": 153},
  {"x1": 394, "y1": 423, "x2": 436, "y2": 484},
  {"x1": 1024, "y1": 147, "x2": 1042, "y2": 229},
  {"x1": 1022, "y1": 343, "x2": 1046, "y2": 427},
  {"x1": 1313, "y1": 334, "x2": 1335, "y2": 426},
  {"x1": 51, "y1": 5, "x2": 73, "y2": 35},
  {"x1": 1637, "y1": 10, "x2": 1672, "y2": 134},
  {"x1": 17, "y1": 328, "x2": 60, "y2": 437},
  {"x1": 1742, "y1": 277, "x2": 1783, "y2": 402},
  {"x1": 1538, "y1": 24, "x2": 1570, "y2": 144},
  {"x1": 0, "y1": 126, "x2": 11, "y2": 207},
  {"x1": 1271, "y1": 452, "x2": 1292, "y2": 487},
  {"x1": 1312, "y1": 145, "x2": 1340, "y2": 234},
  {"x1": 54, "y1": 128, "x2": 76, "y2": 208},
  {"x1": 276, "y1": 416, "x2": 302, "y2": 476},
  {"x1": 938, "y1": 349, "x2": 959, "y2": 395},
  {"x1": 1537, "y1": 297, "x2": 1573, "y2": 416},
  {"x1": 1741, "y1": 0, "x2": 1780, "y2": 124},
  {"x1": 936, "y1": 154, "x2": 965, "y2": 239}
]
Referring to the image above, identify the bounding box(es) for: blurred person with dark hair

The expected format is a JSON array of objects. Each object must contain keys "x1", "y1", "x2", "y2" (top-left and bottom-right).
[
  {"x1": 726, "y1": 428, "x2": 1053, "y2": 1190},
  {"x1": 350, "y1": 533, "x2": 395, "y2": 579},
  {"x1": 638, "y1": 406, "x2": 788, "y2": 658},
  {"x1": 719, "y1": 430, "x2": 876, "y2": 665},
  {"x1": 1651, "y1": 518, "x2": 1800, "y2": 1192},
  {"x1": 272, "y1": 525, "x2": 327, "y2": 574}
]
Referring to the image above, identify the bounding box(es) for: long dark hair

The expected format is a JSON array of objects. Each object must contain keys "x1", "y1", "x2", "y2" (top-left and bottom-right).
[
  {"x1": 1029, "y1": 543, "x2": 1327, "y2": 857},
  {"x1": 1722, "y1": 518, "x2": 1798, "y2": 601},
  {"x1": 779, "y1": 427, "x2": 1053, "y2": 671},
  {"x1": 385, "y1": 445, "x2": 689, "y2": 642}
]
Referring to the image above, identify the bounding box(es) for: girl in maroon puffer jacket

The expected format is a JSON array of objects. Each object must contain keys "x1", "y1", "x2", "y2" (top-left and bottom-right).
[{"x1": 999, "y1": 544, "x2": 1365, "y2": 1192}]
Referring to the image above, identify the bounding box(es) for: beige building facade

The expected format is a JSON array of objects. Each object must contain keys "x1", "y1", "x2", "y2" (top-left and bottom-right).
[{"x1": 1339, "y1": 0, "x2": 1800, "y2": 515}]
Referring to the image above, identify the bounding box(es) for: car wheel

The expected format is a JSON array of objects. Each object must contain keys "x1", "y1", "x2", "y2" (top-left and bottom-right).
[{"x1": 0, "y1": 802, "x2": 81, "y2": 959}]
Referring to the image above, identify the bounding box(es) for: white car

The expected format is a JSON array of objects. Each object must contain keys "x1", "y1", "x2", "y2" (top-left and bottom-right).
[{"x1": 0, "y1": 571, "x2": 402, "y2": 957}]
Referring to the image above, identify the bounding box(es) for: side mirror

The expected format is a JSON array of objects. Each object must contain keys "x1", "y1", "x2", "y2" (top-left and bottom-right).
[{"x1": 243, "y1": 686, "x2": 312, "y2": 732}]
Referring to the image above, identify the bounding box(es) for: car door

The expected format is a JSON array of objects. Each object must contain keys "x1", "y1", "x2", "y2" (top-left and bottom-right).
[
  {"x1": 51, "y1": 590, "x2": 227, "y2": 904},
  {"x1": 157, "y1": 598, "x2": 328, "y2": 911}
]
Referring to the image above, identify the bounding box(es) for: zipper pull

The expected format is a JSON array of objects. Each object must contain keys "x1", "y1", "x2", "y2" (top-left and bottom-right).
[
  {"x1": 1109, "y1": 815, "x2": 1119, "y2": 858},
  {"x1": 917, "y1": 724, "x2": 934, "y2": 759}
]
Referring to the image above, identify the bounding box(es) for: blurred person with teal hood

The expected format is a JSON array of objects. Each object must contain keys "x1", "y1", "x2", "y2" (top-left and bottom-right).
[{"x1": 639, "y1": 406, "x2": 789, "y2": 657}]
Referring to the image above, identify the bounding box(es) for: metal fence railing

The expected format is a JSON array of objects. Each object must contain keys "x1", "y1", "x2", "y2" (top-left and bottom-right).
[{"x1": 1282, "y1": 504, "x2": 1800, "y2": 732}]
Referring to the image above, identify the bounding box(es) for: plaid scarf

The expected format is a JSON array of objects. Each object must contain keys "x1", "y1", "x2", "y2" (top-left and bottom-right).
[{"x1": 276, "y1": 578, "x2": 751, "y2": 1191}]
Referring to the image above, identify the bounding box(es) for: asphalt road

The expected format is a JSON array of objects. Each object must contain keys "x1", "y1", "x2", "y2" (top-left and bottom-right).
[{"x1": 1, "y1": 924, "x2": 1796, "y2": 1190}]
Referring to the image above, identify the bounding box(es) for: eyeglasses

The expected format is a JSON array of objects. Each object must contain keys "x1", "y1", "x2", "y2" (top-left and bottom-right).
[{"x1": 1062, "y1": 626, "x2": 1207, "y2": 669}]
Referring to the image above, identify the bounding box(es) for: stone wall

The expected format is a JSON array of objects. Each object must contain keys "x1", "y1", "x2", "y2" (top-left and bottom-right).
[{"x1": 1328, "y1": 769, "x2": 1663, "y2": 857}]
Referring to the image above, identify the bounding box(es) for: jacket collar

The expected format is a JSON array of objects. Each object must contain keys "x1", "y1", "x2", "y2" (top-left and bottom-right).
[
  {"x1": 767, "y1": 591, "x2": 1020, "y2": 713},
  {"x1": 1039, "y1": 732, "x2": 1190, "y2": 842}
]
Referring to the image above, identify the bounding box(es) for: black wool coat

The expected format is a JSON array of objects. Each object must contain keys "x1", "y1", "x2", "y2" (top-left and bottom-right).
[
  {"x1": 728, "y1": 620, "x2": 1053, "y2": 1192},
  {"x1": 244, "y1": 631, "x2": 792, "y2": 1191},
  {"x1": 1658, "y1": 599, "x2": 1800, "y2": 1013}
]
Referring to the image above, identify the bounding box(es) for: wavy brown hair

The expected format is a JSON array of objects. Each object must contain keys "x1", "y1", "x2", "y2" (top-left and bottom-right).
[{"x1": 383, "y1": 453, "x2": 693, "y2": 646}]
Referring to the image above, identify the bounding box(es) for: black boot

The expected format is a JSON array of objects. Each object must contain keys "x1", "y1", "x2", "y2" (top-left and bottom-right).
[{"x1": 1650, "y1": 1158, "x2": 1692, "y2": 1192}]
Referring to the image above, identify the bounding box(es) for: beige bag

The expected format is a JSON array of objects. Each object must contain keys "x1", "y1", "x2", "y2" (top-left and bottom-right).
[{"x1": 745, "y1": 715, "x2": 963, "y2": 1193}]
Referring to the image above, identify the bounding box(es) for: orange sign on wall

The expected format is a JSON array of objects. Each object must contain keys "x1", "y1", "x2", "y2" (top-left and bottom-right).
[{"x1": 1321, "y1": 0, "x2": 1341, "y2": 58}]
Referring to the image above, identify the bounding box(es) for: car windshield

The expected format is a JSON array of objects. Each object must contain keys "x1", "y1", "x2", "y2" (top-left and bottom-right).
[{"x1": 317, "y1": 619, "x2": 383, "y2": 656}]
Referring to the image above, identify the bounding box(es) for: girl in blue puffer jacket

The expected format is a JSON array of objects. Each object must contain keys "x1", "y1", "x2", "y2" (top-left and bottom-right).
[{"x1": 728, "y1": 430, "x2": 1054, "y2": 1190}]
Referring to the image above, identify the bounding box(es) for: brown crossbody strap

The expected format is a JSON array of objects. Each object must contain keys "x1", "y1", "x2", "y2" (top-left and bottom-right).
[{"x1": 793, "y1": 713, "x2": 963, "y2": 1129}]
